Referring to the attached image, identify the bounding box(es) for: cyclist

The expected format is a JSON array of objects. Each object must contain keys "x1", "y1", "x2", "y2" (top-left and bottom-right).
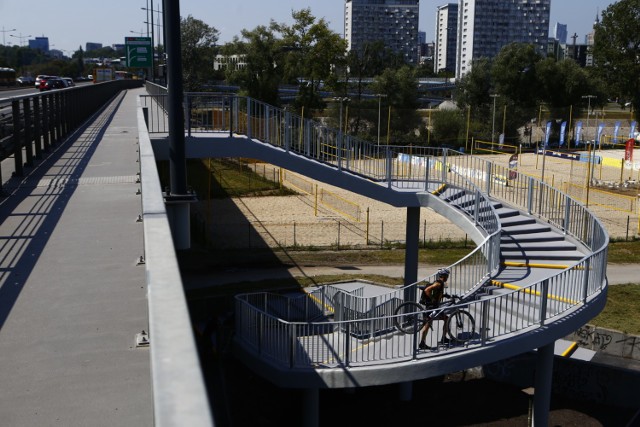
[{"x1": 418, "y1": 267, "x2": 451, "y2": 350}]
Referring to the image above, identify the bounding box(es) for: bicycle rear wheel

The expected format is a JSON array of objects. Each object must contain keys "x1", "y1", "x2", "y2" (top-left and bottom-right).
[
  {"x1": 445, "y1": 310, "x2": 475, "y2": 343},
  {"x1": 394, "y1": 302, "x2": 424, "y2": 334}
]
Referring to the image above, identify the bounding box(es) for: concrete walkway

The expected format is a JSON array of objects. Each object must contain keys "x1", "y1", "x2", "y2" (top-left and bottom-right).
[{"x1": 0, "y1": 88, "x2": 152, "y2": 426}]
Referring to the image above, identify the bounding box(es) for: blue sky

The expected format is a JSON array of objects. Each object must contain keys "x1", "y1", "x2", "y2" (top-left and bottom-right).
[{"x1": 0, "y1": 0, "x2": 617, "y2": 54}]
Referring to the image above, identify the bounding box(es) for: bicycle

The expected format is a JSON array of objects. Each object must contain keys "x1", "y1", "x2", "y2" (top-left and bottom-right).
[{"x1": 394, "y1": 293, "x2": 476, "y2": 344}]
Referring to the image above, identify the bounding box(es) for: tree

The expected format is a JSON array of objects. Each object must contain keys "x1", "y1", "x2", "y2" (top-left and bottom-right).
[
  {"x1": 456, "y1": 43, "x2": 598, "y2": 144},
  {"x1": 276, "y1": 8, "x2": 347, "y2": 113},
  {"x1": 370, "y1": 66, "x2": 423, "y2": 144},
  {"x1": 181, "y1": 15, "x2": 219, "y2": 91},
  {"x1": 342, "y1": 41, "x2": 393, "y2": 136},
  {"x1": 536, "y1": 57, "x2": 605, "y2": 140},
  {"x1": 454, "y1": 58, "x2": 494, "y2": 140},
  {"x1": 491, "y1": 43, "x2": 541, "y2": 109},
  {"x1": 226, "y1": 24, "x2": 283, "y2": 106},
  {"x1": 592, "y1": 0, "x2": 640, "y2": 121},
  {"x1": 431, "y1": 109, "x2": 466, "y2": 148}
]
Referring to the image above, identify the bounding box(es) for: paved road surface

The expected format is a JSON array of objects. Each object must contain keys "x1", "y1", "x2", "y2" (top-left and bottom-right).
[{"x1": 184, "y1": 262, "x2": 639, "y2": 290}]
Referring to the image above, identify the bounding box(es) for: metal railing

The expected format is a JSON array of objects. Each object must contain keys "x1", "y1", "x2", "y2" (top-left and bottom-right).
[
  {"x1": 145, "y1": 93, "x2": 608, "y2": 370},
  {"x1": 137, "y1": 86, "x2": 607, "y2": 377},
  {"x1": 235, "y1": 213, "x2": 606, "y2": 370},
  {"x1": 0, "y1": 80, "x2": 142, "y2": 188}
]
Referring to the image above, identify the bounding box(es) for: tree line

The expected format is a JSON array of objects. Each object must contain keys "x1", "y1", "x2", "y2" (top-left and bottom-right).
[{"x1": 2, "y1": 0, "x2": 639, "y2": 148}]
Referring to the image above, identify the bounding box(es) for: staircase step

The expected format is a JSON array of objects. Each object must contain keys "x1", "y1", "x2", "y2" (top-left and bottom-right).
[
  {"x1": 500, "y1": 241, "x2": 577, "y2": 252},
  {"x1": 501, "y1": 231, "x2": 565, "y2": 243},
  {"x1": 441, "y1": 190, "x2": 469, "y2": 202},
  {"x1": 501, "y1": 222, "x2": 552, "y2": 235},
  {"x1": 500, "y1": 216, "x2": 538, "y2": 228},
  {"x1": 500, "y1": 250, "x2": 585, "y2": 261},
  {"x1": 495, "y1": 208, "x2": 520, "y2": 219}
]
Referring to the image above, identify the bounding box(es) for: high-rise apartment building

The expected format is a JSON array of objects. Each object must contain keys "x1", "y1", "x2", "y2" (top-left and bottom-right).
[
  {"x1": 434, "y1": 3, "x2": 458, "y2": 74},
  {"x1": 455, "y1": 0, "x2": 551, "y2": 78},
  {"x1": 344, "y1": 0, "x2": 420, "y2": 64}
]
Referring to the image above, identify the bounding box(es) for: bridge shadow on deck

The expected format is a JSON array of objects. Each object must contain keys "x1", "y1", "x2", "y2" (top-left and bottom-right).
[{"x1": 0, "y1": 92, "x2": 124, "y2": 328}]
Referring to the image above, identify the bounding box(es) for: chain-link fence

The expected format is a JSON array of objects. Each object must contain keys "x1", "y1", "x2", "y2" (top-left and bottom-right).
[{"x1": 191, "y1": 161, "x2": 469, "y2": 250}]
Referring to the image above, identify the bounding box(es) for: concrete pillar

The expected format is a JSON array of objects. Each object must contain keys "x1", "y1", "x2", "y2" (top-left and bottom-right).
[
  {"x1": 533, "y1": 342, "x2": 554, "y2": 426},
  {"x1": 164, "y1": 195, "x2": 197, "y2": 250}
]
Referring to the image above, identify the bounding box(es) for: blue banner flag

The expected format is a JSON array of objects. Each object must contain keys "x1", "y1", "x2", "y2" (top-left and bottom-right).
[
  {"x1": 614, "y1": 121, "x2": 621, "y2": 143},
  {"x1": 559, "y1": 121, "x2": 567, "y2": 146},
  {"x1": 596, "y1": 123, "x2": 605, "y2": 147},
  {"x1": 575, "y1": 121, "x2": 583, "y2": 143},
  {"x1": 630, "y1": 121, "x2": 637, "y2": 139},
  {"x1": 545, "y1": 121, "x2": 552, "y2": 147}
]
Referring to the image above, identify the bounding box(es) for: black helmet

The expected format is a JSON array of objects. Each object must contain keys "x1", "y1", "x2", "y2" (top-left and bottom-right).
[{"x1": 437, "y1": 267, "x2": 450, "y2": 277}]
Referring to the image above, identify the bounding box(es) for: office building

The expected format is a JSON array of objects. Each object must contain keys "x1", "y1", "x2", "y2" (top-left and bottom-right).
[
  {"x1": 554, "y1": 22, "x2": 567, "y2": 44},
  {"x1": 29, "y1": 36, "x2": 49, "y2": 52},
  {"x1": 86, "y1": 42, "x2": 103, "y2": 52},
  {"x1": 434, "y1": 3, "x2": 458, "y2": 74},
  {"x1": 455, "y1": 0, "x2": 551, "y2": 78},
  {"x1": 344, "y1": 0, "x2": 420, "y2": 64}
]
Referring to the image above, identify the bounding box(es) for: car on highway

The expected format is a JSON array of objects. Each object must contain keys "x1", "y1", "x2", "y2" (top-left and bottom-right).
[
  {"x1": 34, "y1": 75, "x2": 50, "y2": 89},
  {"x1": 16, "y1": 76, "x2": 35, "y2": 86},
  {"x1": 62, "y1": 77, "x2": 75, "y2": 87},
  {"x1": 39, "y1": 76, "x2": 66, "y2": 91}
]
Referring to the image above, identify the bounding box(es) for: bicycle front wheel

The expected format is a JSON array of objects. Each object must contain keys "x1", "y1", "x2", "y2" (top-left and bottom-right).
[
  {"x1": 445, "y1": 310, "x2": 475, "y2": 343},
  {"x1": 394, "y1": 302, "x2": 424, "y2": 334}
]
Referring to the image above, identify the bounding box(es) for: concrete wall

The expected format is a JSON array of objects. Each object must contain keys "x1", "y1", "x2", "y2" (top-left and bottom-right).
[
  {"x1": 483, "y1": 352, "x2": 640, "y2": 409},
  {"x1": 480, "y1": 325, "x2": 640, "y2": 409},
  {"x1": 567, "y1": 324, "x2": 640, "y2": 361}
]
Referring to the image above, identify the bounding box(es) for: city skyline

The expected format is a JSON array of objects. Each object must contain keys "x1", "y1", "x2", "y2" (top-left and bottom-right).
[{"x1": 0, "y1": 0, "x2": 618, "y2": 55}]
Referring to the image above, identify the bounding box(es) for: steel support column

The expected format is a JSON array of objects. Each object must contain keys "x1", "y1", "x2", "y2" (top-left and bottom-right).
[
  {"x1": 302, "y1": 388, "x2": 319, "y2": 427},
  {"x1": 163, "y1": 0, "x2": 196, "y2": 250},
  {"x1": 533, "y1": 342, "x2": 554, "y2": 426},
  {"x1": 404, "y1": 206, "x2": 420, "y2": 287}
]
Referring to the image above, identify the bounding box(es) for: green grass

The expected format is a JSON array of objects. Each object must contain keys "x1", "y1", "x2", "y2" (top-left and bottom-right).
[
  {"x1": 158, "y1": 158, "x2": 296, "y2": 198},
  {"x1": 606, "y1": 240, "x2": 640, "y2": 263},
  {"x1": 591, "y1": 285, "x2": 640, "y2": 335},
  {"x1": 179, "y1": 243, "x2": 476, "y2": 273}
]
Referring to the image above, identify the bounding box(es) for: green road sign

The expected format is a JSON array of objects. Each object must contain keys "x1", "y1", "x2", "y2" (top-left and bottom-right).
[{"x1": 125, "y1": 37, "x2": 152, "y2": 68}]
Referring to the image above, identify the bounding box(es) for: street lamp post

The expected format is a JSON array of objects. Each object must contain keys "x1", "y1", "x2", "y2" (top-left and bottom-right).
[
  {"x1": 582, "y1": 95, "x2": 596, "y2": 143},
  {"x1": 130, "y1": 30, "x2": 145, "y2": 36},
  {"x1": 334, "y1": 97, "x2": 350, "y2": 135},
  {"x1": 10, "y1": 33, "x2": 32, "y2": 47},
  {"x1": 490, "y1": 94, "x2": 499, "y2": 143},
  {"x1": 376, "y1": 94, "x2": 387, "y2": 146},
  {"x1": 142, "y1": 0, "x2": 163, "y2": 82},
  {"x1": 581, "y1": 95, "x2": 596, "y2": 208},
  {"x1": 1, "y1": 27, "x2": 16, "y2": 46}
]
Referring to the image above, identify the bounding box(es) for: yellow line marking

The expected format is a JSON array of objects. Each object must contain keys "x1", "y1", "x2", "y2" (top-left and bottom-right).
[
  {"x1": 490, "y1": 280, "x2": 579, "y2": 304},
  {"x1": 303, "y1": 289, "x2": 334, "y2": 313},
  {"x1": 561, "y1": 341, "x2": 578, "y2": 357},
  {"x1": 502, "y1": 262, "x2": 587, "y2": 271},
  {"x1": 503, "y1": 261, "x2": 570, "y2": 269}
]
